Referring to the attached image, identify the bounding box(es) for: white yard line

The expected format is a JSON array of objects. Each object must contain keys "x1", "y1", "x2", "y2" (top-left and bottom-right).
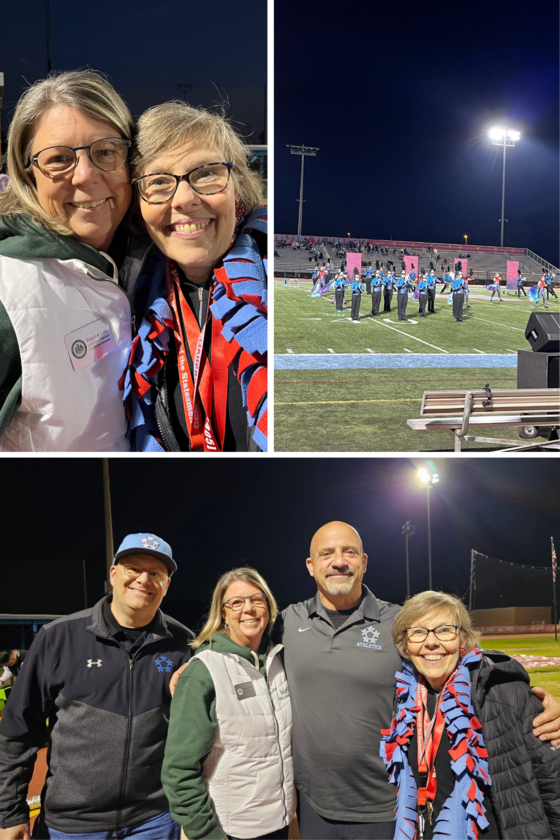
[
  {"x1": 473, "y1": 349, "x2": 486, "y2": 354},
  {"x1": 287, "y1": 349, "x2": 294, "y2": 353},
  {"x1": 327, "y1": 348, "x2": 336, "y2": 354},
  {"x1": 440, "y1": 309, "x2": 526, "y2": 332},
  {"x1": 366, "y1": 348, "x2": 375, "y2": 353},
  {"x1": 367, "y1": 317, "x2": 449, "y2": 353},
  {"x1": 404, "y1": 348, "x2": 413, "y2": 353}
]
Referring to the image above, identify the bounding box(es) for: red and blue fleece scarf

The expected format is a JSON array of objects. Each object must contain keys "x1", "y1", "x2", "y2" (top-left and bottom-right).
[
  {"x1": 121, "y1": 208, "x2": 267, "y2": 451},
  {"x1": 380, "y1": 649, "x2": 491, "y2": 840}
]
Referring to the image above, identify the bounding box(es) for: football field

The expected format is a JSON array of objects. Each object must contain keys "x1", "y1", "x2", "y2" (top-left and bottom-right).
[
  {"x1": 274, "y1": 280, "x2": 559, "y2": 452},
  {"x1": 481, "y1": 635, "x2": 560, "y2": 700}
]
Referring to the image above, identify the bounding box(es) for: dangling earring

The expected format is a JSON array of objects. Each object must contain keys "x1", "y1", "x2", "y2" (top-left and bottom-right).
[
  {"x1": 235, "y1": 199, "x2": 246, "y2": 224},
  {"x1": 459, "y1": 645, "x2": 466, "y2": 657}
]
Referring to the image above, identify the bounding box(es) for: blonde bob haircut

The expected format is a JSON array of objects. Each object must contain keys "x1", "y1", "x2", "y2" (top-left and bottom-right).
[
  {"x1": 192, "y1": 567, "x2": 278, "y2": 650},
  {"x1": 0, "y1": 70, "x2": 134, "y2": 235},
  {"x1": 392, "y1": 590, "x2": 481, "y2": 660},
  {"x1": 131, "y1": 101, "x2": 265, "y2": 214}
]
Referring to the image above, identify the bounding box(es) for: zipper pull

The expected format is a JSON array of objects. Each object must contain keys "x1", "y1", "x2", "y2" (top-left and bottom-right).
[
  {"x1": 198, "y1": 286, "x2": 203, "y2": 302},
  {"x1": 129, "y1": 659, "x2": 135, "y2": 670},
  {"x1": 198, "y1": 285, "x2": 204, "y2": 326}
]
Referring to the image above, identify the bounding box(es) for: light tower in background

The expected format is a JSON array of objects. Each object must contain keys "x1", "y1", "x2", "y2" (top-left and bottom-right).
[
  {"x1": 287, "y1": 144, "x2": 319, "y2": 236},
  {"x1": 489, "y1": 127, "x2": 521, "y2": 247}
]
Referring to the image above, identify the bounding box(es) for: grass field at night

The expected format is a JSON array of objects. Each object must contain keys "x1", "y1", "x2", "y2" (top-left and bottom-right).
[
  {"x1": 274, "y1": 280, "x2": 560, "y2": 452},
  {"x1": 481, "y1": 635, "x2": 560, "y2": 700}
]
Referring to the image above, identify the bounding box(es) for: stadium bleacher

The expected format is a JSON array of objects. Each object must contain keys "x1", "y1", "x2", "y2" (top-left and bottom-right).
[{"x1": 274, "y1": 238, "x2": 558, "y2": 285}]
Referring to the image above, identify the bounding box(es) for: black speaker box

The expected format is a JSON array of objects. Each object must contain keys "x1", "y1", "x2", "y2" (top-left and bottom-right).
[
  {"x1": 517, "y1": 349, "x2": 560, "y2": 389},
  {"x1": 524, "y1": 311, "x2": 560, "y2": 352}
]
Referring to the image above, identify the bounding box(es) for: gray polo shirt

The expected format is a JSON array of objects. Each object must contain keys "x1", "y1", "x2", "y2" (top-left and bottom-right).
[{"x1": 281, "y1": 586, "x2": 402, "y2": 823}]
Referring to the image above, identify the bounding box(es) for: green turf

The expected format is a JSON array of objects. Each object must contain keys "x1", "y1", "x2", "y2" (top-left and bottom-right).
[
  {"x1": 273, "y1": 281, "x2": 559, "y2": 452},
  {"x1": 481, "y1": 635, "x2": 560, "y2": 699},
  {"x1": 480, "y1": 636, "x2": 560, "y2": 657},
  {"x1": 275, "y1": 367, "x2": 534, "y2": 451},
  {"x1": 274, "y1": 280, "x2": 559, "y2": 354}
]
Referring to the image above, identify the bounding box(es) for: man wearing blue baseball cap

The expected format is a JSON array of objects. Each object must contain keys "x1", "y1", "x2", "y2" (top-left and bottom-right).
[{"x1": 0, "y1": 533, "x2": 193, "y2": 840}]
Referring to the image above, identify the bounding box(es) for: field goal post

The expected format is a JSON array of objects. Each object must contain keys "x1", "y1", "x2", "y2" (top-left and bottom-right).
[{"x1": 288, "y1": 278, "x2": 300, "y2": 288}]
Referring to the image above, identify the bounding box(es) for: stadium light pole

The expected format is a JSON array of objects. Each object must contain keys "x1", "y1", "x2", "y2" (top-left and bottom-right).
[
  {"x1": 287, "y1": 144, "x2": 319, "y2": 236},
  {"x1": 418, "y1": 467, "x2": 439, "y2": 589},
  {"x1": 488, "y1": 127, "x2": 520, "y2": 247},
  {"x1": 402, "y1": 521, "x2": 415, "y2": 598}
]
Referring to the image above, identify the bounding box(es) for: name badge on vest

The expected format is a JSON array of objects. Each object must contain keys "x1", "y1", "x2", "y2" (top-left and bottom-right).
[
  {"x1": 64, "y1": 319, "x2": 118, "y2": 371},
  {"x1": 234, "y1": 681, "x2": 256, "y2": 700}
]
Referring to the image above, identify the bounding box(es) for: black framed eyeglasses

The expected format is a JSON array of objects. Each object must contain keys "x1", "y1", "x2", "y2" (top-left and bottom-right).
[
  {"x1": 222, "y1": 592, "x2": 267, "y2": 612},
  {"x1": 132, "y1": 162, "x2": 234, "y2": 204},
  {"x1": 405, "y1": 624, "x2": 460, "y2": 643},
  {"x1": 31, "y1": 138, "x2": 131, "y2": 179}
]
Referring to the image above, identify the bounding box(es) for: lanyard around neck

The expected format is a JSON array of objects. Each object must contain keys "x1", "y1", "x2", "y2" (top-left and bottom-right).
[{"x1": 165, "y1": 259, "x2": 228, "y2": 451}]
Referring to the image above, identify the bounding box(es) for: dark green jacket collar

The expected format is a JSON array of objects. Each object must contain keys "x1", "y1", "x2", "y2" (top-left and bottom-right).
[{"x1": 0, "y1": 213, "x2": 114, "y2": 276}]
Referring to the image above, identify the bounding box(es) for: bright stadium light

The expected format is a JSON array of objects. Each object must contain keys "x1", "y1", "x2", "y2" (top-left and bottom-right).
[
  {"x1": 488, "y1": 125, "x2": 521, "y2": 247},
  {"x1": 417, "y1": 467, "x2": 439, "y2": 588}
]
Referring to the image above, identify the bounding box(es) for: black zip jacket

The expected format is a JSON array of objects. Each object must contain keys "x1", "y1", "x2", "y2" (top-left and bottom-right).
[
  {"x1": 0, "y1": 597, "x2": 193, "y2": 833},
  {"x1": 469, "y1": 651, "x2": 560, "y2": 839}
]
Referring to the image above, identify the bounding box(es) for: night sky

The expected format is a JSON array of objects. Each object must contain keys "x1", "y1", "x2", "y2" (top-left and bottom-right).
[
  {"x1": 1, "y1": 0, "x2": 267, "y2": 147},
  {"x1": 1, "y1": 458, "x2": 558, "y2": 635},
  {"x1": 275, "y1": 0, "x2": 559, "y2": 266}
]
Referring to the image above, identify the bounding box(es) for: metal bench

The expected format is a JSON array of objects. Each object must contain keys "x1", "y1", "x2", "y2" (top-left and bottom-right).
[{"x1": 407, "y1": 387, "x2": 560, "y2": 451}]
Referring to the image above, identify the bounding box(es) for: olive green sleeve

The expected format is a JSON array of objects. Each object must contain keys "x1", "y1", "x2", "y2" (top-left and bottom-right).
[
  {"x1": 162, "y1": 659, "x2": 225, "y2": 840},
  {"x1": 0, "y1": 298, "x2": 22, "y2": 437}
]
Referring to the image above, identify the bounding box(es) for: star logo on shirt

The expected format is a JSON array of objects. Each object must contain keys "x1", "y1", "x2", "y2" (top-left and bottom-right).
[
  {"x1": 361, "y1": 626, "x2": 380, "y2": 644},
  {"x1": 141, "y1": 536, "x2": 160, "y2": 550},
  {"x1": 155, "y1": 655, "x2": 173, "y2": 673}
]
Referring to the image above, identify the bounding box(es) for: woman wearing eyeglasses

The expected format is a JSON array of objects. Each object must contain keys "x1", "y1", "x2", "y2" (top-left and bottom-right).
[
  {"x1": 120, "y1": 101, "x2": 267, "y2": 452},
  {"x1": 162, "y1": 567, "x2": 295, "y2": 840},
  {"x1": 0, "y1": 70, "x2": 133, "y2": 451},
  {"x1": 381, "y1": 591, "x2": 560, "y2": 840}
]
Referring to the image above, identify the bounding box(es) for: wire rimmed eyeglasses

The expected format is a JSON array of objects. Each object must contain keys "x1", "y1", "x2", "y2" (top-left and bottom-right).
[
  {"x1": 119, "y1": 563, "x2": 169, "y2": 585},
  {"x1": 132, "y1": 162, "x2": 234, "y2": 204},
  {"x1": 405, "y1": 624, "x2": 460, "y2": 643},
  {"x1": 31, "y1": 137, "x2": 131, "y2": 179},
  {"x1": 222, "y1": 593, "x2": 268, "y2": 611}
]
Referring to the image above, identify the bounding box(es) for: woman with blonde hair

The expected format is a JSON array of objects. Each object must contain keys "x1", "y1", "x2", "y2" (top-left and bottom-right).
[
  {"x1": 162, "y1": 568, "x2": 294, "y2": 840},
  {"x1": 0, "y1": 70, "x2": 134, "y2": 451},
  {"x1": 120, "y1": 101, "x2": 267, "y2": 452},
  {"x1": 381, "y1": 591, "x2": 560, "y2": 840}
]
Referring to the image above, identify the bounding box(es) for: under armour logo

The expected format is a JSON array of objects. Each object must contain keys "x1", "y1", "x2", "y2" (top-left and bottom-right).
[{"x1": 87, "y1": 659, "x2": 102, "y2": 668}]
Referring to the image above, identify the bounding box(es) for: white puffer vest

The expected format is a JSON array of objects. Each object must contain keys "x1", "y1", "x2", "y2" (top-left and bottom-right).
[
  {"x1": 0, "y1": 256, "x2": 131, "y2": 451},
  {"x1": 193, "y1": 646, "x2": 295, "y2": 840}
]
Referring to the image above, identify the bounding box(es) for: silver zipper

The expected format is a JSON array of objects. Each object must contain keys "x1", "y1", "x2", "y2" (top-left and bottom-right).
[{"x1": 198, "y1": 286, "x2": 204, "y2": 326}]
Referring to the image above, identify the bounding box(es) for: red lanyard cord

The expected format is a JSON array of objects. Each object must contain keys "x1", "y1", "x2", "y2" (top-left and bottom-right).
[{"x1": 165, "y1": 259, "x2": 228, "y2": 451}]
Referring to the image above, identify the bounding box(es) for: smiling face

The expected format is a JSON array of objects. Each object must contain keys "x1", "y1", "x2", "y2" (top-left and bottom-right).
[
  {"x1": 31, "y1": 105, "x2": 132, "y2": 251},
  {"x1": 138, "y1": 144, "x2": 237, "y2": 284},
  {"x1": 222, "y1": 580, "x2": 269, "y2": 652},
  {"x1": 306, "y1": 521, "x2": 367, "y2": 607},
  {"x1": 406, "y1": 609, "x2": 461, "y2": 691},
  {"x1": 110, "y1": 554, "x2": 170, "y2": 627}
]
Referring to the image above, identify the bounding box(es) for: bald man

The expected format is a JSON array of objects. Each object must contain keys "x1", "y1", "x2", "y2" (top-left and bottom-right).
[
  {"x1": 169, "y1": 522, "x2": 560, "y2": 840},
  {"x1": 278, "y1": 521, "x2": 560, "y2": 840}
]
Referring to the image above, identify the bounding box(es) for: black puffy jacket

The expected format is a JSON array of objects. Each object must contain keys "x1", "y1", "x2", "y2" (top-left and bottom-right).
[{"x1": 470, "y1": 651, "x2": 560, "y2": 839}]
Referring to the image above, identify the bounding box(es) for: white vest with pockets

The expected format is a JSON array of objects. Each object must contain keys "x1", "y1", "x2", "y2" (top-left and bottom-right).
[
  {"x1": 193, "y1": 645, "x2": 295, "y2": 839},
  {"x1": 0, "y1": 256, "x2": 131, "y2": 451}
]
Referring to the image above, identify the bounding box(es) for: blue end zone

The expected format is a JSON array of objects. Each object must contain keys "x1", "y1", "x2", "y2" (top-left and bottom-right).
[{"x1": 274, "y1": 353, "x2": 517, "y2": 370}]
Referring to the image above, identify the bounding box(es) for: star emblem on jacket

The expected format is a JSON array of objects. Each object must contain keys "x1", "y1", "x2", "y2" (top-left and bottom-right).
[
  {"x1": 361, "y1": 626, "x2": 380, "y2": 644},
  {"x1": 155, "y1": 655, "x2": 173, "y2": 673},
  {"x1": 141, "y1": 536, "x2": 160, "y2": 550}
]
